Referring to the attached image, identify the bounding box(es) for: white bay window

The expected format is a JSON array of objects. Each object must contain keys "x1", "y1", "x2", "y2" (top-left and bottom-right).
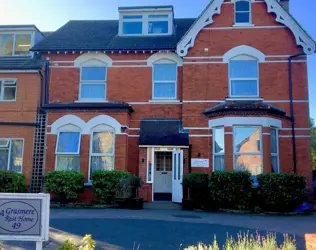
[
  {"x1": 89, "y1": 130, "x2": 115, "y2": 179},
  {"x1": 153, "y1": 63, "x2": 177, "y2": 99},
  {"x1": 55, "y1": 132, "x2": 81, "y2": 171},
  {"x1": 233, "y1": 126, "x2": 263, "y2": 175},
  {"x1": 213, "y1": 127, "x2": 225, "y2": 171},
  {"x1": 0, "y1": 139, "x2": 24, "y2": 173}
]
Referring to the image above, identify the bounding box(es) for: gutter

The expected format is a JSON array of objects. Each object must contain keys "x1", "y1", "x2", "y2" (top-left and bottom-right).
[{"x1": 288, "y1": 53, "x2": 306, "y2": 174}]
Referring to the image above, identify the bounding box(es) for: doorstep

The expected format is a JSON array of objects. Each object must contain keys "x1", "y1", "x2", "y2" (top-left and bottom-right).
[{"x1": 143, "y1": 201, "x2": 182, "y2": 210}]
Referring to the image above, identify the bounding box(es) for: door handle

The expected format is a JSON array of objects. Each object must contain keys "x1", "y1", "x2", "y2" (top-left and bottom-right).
[{"x1": 162, "y1": 172, "x2": 168, "y2": 174}]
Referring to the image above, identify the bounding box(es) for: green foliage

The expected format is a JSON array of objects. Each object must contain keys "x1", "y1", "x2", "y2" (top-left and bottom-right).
[
  {"x1": 312, "y1": 148, "x2": 316, "y2": 170},
  {"x1": 310, "y1": 118, "x2": 316, "y2": 169},
  {"x1": 184, "y1": 233, "x2": 296, "y2": 250},
  {"x1": 257, "y1": 173, "x2": 306, "y2": 212},
  {"x1": 117, "y1": 175, "x2": 143, "y2": 199},
  {"x1": 91, "y1": 170, "x2": 131, "y2": 204},
  {"x1": 58, "y1": 235, "x2": 96, "y2": 250},
  {"x1": 0, "y1": 170, "x2": 28, "y2": 193},
  {"x1": 183, "y1": 172, "x2": 210, "y2": 208},
  {"x1": 209, "y1": 171, "x2": 252, "y2": 210},
  {"x1": 45, "y1": 171, "x2": 84, "y2": 202}
]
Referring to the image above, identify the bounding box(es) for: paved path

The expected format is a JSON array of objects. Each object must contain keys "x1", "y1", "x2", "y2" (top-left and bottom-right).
[{"x1": 3, "y1": 208, "x2": 315, "y2": 250}]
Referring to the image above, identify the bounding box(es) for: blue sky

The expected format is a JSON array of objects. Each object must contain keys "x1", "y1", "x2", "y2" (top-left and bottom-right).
[{"x1": 1, "y1": 0, "x2": 315, "y2": 120}]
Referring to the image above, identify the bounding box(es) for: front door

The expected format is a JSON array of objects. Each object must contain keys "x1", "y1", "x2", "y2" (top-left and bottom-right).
[
  {"x1": 154, "y1": 152, "x2": 172, "y2": 197},
  {"x1": 172, "y1": 150, "x2": 183, "y2": 203}
]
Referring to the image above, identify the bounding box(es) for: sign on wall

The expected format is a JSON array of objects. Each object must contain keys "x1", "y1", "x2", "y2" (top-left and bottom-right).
[
  {"x1": 0, "y1": 193, "x2": 50, "y2": 249},
  {"x1": 191, "y1": 158, "x2": 209, "y2": 168}
]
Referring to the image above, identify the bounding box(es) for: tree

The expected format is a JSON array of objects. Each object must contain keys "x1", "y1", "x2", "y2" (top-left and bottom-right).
[{"x1": 310, "y1": 118, "x2": 316, "y2": 169}]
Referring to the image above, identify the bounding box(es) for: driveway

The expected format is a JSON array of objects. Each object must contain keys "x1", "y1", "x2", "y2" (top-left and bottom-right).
[{"x1": 3, "y1": 208, "x2": 315, "y2": 250}]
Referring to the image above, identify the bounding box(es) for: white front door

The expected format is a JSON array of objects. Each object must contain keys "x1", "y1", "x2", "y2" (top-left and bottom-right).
[
  {"x1": 172, "y1": 150, "x2": 183, "y2": 203},
  {"x1": 154, "y1": 152, "x2": 172, "y2": 193}
]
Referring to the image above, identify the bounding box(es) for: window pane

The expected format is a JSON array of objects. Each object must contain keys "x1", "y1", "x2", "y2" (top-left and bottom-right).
[
  {"x1": 149, "y1": 14, "x2": 169, "y2": 18},
  {"x1": 123, "y1": 15, "x2": 142, "y2": 19},
  {"x1": 81, "y1": 84, "x2": 105, "y2": 99},
  {"x1": 14, "y1": 34, "x2": 31, "y2": 55},
  {"x1": 9, "y1": 140, "x2": 23, "y2": 172},
  {"x1": 231, "y1": 80, "x2": 258, "y2": 96},
  {"x1": 91, "y1": 156, "x2": 114, "y2": 172},
  {"x1": 236, "y1": 1, "x2": 250, "y2": 11},
  {"x1": 214, "y1": 127, "x2": 225, "y2": 153},
  {"x1": 154, "y1": 64, "x2": 177, "y2": 81},
  {"x1": 4, "y1": 87, "x2": 16, "y2": 100},
  {"x1": 81, "y1": 67, "x2": 106, "y2": 81},
  {"x1": 229, "y1": 60, "x2": 257, "y2": 78},
  {"x1": 56, "y1": 156, "x2": 80, "y2": 171},
  {"x1": 154, "y1": 82, "x2": 176, "y2": 98},
  {"x1": 0, "y1": 149, "x2": 8, "y2": 170},
  {"x1": 92, "y1": 132, "x2": 114, "y2": 154},
  {"x1": 234, "y1": 127, "x2": 261, "y2": 153},
  {"x1": 214, "y1": 155, "x2": 225, "y2": 171},
  {"x1": 235, "y1": 154, "x2": 262, "y2": 175},
  {"x1": 148, "y1": 21, "x2": 169, "y2": 34},
  {"x1": 123, "y1": 22, "x2": 143, "y2": 34},
  {"x1": 0, "y1": 34, "x2": 13, "y2": 56},
  {"x1": 270, "y1": 129, "x2": 278, "y2": 154},
  {"x1": 236, "y1": 12, "x2": 250, "y2": 23},
  {"x1": 57, "y1": 132, "x2": 80, "y2": 153},
  {"x1": 271, "y1": 155, "x2": 279, "y2": 173},
  {"x1": 0, "y1": 139, "x2": 9, "y2": 147}
]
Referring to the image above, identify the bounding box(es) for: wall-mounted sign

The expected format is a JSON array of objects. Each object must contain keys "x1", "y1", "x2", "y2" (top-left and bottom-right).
[
  {"x1": 191, "y1": 158, "x2": 209, "y2": 168},
  {"x1": 0, "y1": 193, "x2": 50, "y2": 250}
]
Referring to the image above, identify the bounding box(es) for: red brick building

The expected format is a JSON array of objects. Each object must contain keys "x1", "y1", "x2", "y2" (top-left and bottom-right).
[{"x1": 10, "y1": 0, "x2": 314, "y2": 202}]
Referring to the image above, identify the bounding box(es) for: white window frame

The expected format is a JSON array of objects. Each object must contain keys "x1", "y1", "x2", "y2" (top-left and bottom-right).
[
  {"x1": 233, "y1": 126, "x2": 263, "y2": 174},
  {"x1": 119, "y1": 13, "x2": 173, "y2": 36},
  {"x1": 0, "y1": 32, "x2": 34, "y2": 57},
  {"x1": 0, "y1": 138, "x2": 24, "y2": 173},
  {"x1": 234, "y1": 0, "x2": 253, "y2": 26},
  {"x1": 55, "y1": 131, "x2": 81, "y2": 170},
  {"x1": 146, "y1": 148, "x2": 153, "y2": 183},
  {"x1": 79, "y1": 62, "x2": 107, "y2": 102},
  {"x1": 270, "y1": 127, "x2": 280, "y2": 173},
  {"x1": 213, "y1": 127, "x2": 225, "y2": 171},
  {"x1": 228, "y1": 56, "x2": 259, "y2": 98},
  {"x1": 152, "y1": 60, "x2": 177, "y2": 100},
  {"x1": 88, "y1": 126, "x2": 115, "y2": 182},
  {"x1": 0, "y1": 78, "x2": 17, "y2": 102}
]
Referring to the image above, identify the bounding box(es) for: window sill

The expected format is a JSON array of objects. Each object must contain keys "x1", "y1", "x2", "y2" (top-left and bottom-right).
[
  {"x1": 75, "y1": 100, "x2": 108, "y2": 103},
  {"x1": 226, "y1": 97, "x2": 263, "y2": 101},
  {"x1": 232, "y1": 23, "x2": 255, "y2": 27},
  {"x1": 0, "y1": 100, "x2": 16, "y2": 102},
  {"x1": 84, "y1": 182, "x2": 93, "y2": 187},
  {"x1": 148, "y1": 99, "x2": 181, "y2": 103}
]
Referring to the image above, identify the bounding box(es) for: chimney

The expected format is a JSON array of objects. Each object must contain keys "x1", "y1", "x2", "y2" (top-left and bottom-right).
[{"x1": 279, "y1": 0, "x2": 289, "y2": 12}]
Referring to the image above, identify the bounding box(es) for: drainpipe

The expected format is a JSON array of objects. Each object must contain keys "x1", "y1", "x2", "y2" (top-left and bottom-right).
[
  {"x1": 43, "y1": 59, "x2": 50, "y2": 105},
  {"x1": 288, "y1": 52, "x2": 305, "y2": 173}
]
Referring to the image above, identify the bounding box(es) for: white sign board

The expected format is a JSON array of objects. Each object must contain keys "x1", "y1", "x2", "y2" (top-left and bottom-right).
[
  {"x1": 0, "y1": 193, "x2": 50, "y2": 249},
  {"x1": 191, "y1": 158, "x2": 209, "y2": 168}
]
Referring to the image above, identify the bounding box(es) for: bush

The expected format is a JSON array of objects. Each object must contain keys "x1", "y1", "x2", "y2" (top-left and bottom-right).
[
  {"x1": 182, "y1": 172, "x2": 210, "y2": 209},
  {"x1": 209, "y1": 171, "x2": 252, "y2": 210},
  {"x1": 117, "y1": 175, "x2": 143, "y2": 199},
  {"x1": 257, "y1": 173, "x2": 306, "y2": 212},
  {"x1": 58, "y1": 235, "x2": 96, "y2": 250},
  {"x1": 185, "y1": 232, "x2": 296, "y2": 250},
  {"x1": 91, "y1": 170, "x2": 130, "y2": 204},
  {"x1": 45, "y1": 171, "x2": 84, "y2": 202},
  {"x1": 0, "y1": 170, "x2": 28, "y2": 193}
]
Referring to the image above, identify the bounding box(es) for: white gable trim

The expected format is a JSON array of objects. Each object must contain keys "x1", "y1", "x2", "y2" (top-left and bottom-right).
[
  {"x1": 147, "y1": 52, "x2": 183, "y2": 66},
  {"x1": 74, "y1": 53, "x2": 113, "y2": 67},
  {"x1": 49, "y1": 114, "x2": 124, "y2": 135},
  {"x1": 223, "y1": 45, "x2": 265, "y2": 62},
  {"x1": 177, "y1": 0, "x2": 315, "y2": 56}
]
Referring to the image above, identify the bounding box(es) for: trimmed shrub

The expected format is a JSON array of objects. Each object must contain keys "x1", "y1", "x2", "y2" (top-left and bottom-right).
[
  {"x1": 45, "y1": 171, "x2": 84, "y2": 202},
  {"x1": 209, "y1": 171, "x2": 252, "y2": 210},
  {"x1": 257, "y1": 173, "x2": 306, "y2": 212},
  {"x1": 0, "y1": 170, "x2": 28, "y2": 193},
  {"x1": 117, "y1": 175, "x2": 143, "y2": 199},
  {"x1": 91, "y1": 170, "x2": 131, "y2": 204},
  {"x1": 182, "y1": 172, "x2": 210, "y2": 209}
]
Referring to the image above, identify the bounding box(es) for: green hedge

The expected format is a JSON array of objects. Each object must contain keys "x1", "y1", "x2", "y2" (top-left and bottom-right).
[
  {"x1": 91, "y1": 170, "x2": 131, "y2": 204},
  {"x1": 209, "y1": 171, "x2": 252, "y2": 210},
  {"x1": 45, "y1": 171, "x2": 84, "y2": 202},
  {"x1": 183, "y1": 172, "x2": 210, "y2": 208},
  {"x1": 257, "y1": 173, "x2": 306, "y2": 212},
  {"x1": 0, "y1": 170, "x2": 28, "y2": 193}
]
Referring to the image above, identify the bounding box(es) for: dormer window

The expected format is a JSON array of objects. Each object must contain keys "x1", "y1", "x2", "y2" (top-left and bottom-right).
[
  {"x1": 119, "y1": 6, "x2": 174, "y2": 36},
  {"x1": 0, "y1": 33, "x2": 32, "y2": 56}
]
